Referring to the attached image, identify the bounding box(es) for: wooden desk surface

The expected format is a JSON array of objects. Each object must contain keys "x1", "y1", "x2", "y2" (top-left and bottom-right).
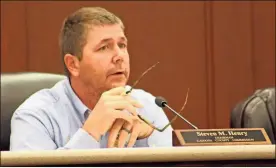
[{"x1": 1, "y1": 145, "x2": 275, "y2": 166}]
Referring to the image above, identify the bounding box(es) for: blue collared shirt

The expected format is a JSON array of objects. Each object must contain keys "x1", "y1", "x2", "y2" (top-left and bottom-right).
[{"x1": 10, "y1": 78, "x2": 172, "y2": 151}]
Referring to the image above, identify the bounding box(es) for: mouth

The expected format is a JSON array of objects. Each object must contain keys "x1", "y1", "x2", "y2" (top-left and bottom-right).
[
  {"x1": 109, "y1": 70, "x2": 126, "y2": 77},
  {"x1": 113, "y1": 72, "x2": 124, "y2": 75}
]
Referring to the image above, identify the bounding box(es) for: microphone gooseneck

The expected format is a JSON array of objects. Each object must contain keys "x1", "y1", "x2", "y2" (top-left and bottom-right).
[{"x1": 155, "y1": 96, "x2": 198, "y2": 129}]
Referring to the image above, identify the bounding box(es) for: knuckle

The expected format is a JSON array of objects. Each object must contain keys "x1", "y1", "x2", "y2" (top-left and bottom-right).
[
  {"x1": 102, "y1": 92, "x2": 107, "y2": 97},
  {"x1": 127, "y1": 104, "x2": 133, "y2": 110},
  {"x1": 102, "y1": 101, "x2": 109, "y2": 107},
  {"x1": 121, "y1": 101, "x2": 127, "y2": 106},
  {"x1": 130, "y1": 99, "x2": 136, "y2": 104},
  {"x1": 125, "y1": 96, "x2": 132, "y2": 101},
  {"x1": 119, "y1": 86, "x2": 126, "y2": 91},
  {"x1": 101, "y1": 95, "x2": 107, "y2": 101}
]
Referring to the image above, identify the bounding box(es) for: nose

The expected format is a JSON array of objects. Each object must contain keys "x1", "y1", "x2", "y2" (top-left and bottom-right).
[{"x1": 112, "y1": 45, "x2": 124, "y2": 64}]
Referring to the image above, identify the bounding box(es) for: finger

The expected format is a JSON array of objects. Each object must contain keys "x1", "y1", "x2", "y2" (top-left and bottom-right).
[
  {"x1": 128, "y1": 99, "x2": 144, "y2": 109},
  {"x1": 127, "y1": 123, "x2": 140, "y2": 147},
  {"x1": 103, "y1": 95, "x2": 131, "y2": 101},
  {"x1": 104, "y1": 110, "x2": 129, "y2": 132},
  {"x1": 108, "y1": 119, "x2": 124, "y2": 148},
  {"x1": 107, "y1": 101, "x2": 139, "y2": 115},
  {"x1": 104, "y1": 87, "x2": 126, "y2": 96},
  {"x1": 111, "y1": 110, "x2": 135, "y2": 125},
  {"x1": 104, "y1": 96, "x2": 143, "y2": 108},
  {"x1": 118, "y1": 122, "x2": 132, "y2": 148}
]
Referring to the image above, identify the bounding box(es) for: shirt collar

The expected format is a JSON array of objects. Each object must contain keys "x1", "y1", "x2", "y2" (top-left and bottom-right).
[{"x1": 64, "y1": 78, "x2": 89, "y2": 118}]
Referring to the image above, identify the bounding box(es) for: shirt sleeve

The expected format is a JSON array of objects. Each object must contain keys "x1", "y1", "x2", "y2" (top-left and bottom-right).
[
  {"x1": 10, "y1": 109, "x2": 100, "y2": 151},
  {"x1": 63, "y1": 128, "x2": 100, "y2": 149}
]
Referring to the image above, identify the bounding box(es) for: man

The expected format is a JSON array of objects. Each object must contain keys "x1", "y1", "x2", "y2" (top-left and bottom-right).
[{"x1": 10, "y1": 7, "x2": 172, "y2": 150}]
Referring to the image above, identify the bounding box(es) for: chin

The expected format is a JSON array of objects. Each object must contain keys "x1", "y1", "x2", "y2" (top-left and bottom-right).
[
  {"x1": 105, "y1": 76, "x2": 128, "y2": 90},
  {"x1": 110, "y1": 82, "x2": 127, "y2": 89},
  {"x1": 103, "y1": 82, "x2": 126, "y2": 91}
]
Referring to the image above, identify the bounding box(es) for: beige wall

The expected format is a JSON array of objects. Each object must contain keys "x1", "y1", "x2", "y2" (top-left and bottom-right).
[{"x1": 1, "y1": 1, "x2": 275, "y2": 129}]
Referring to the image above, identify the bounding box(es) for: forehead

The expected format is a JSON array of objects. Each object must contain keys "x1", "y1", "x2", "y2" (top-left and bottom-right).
[{"x1": 86, "y1": 24, "x2": 126, "y2": 44}]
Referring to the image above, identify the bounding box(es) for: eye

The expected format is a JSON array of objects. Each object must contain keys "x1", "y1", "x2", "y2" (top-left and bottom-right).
[
  {"x1": 118, "y1": 43, "x2": 127, "y2": 49},
  {"x1": 98, "y1": 45, "x2": 109, "y2": 51}
]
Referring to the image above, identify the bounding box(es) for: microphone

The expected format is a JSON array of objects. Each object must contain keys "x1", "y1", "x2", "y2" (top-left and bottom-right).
[{"x1": 155, "y1": 96, "x2": 198, "y2": 129}]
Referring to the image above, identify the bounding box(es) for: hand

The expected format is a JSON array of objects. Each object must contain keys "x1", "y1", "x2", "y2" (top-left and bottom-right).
[
  {"x1": 108, "y1": 116, "x2": 154, "y2": 148},
  {"x1": 82, "y1": 87, "x2": 143, "y2": 141}
]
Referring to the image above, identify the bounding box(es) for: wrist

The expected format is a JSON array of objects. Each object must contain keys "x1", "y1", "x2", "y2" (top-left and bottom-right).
[{"x1": 83, "y1": 122, "x2": 102, "y2": 142}]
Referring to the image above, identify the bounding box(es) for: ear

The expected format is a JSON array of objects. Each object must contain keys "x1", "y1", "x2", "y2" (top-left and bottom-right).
[{"x1": 64, "y1": 54, "x2": 80, "y2": 77}]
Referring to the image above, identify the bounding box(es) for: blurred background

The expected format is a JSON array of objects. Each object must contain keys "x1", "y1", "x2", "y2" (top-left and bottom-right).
[{"x1": 1, "y1": 1, "x2": 275, "y2": 130}]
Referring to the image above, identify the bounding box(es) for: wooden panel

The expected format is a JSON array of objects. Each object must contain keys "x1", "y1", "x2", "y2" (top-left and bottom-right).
[
  {"x1": 212, "y1": 2, "x2": 254, "y2": 128},
  {"x1": 117, "y1": 1, "x2": 208, "y2": 129},
  {"x1": 204, "y1": 1, "x2": 216, "y2": 128},
  {"x1": 1, "y1": 2, "x2": 27, "y2": 72},
  {"x1": 25, "y1": 1, "x2": 208, "y2": 129},
  {"x1": 252, "y1": 1, "x2": 275, "y2": 89}
]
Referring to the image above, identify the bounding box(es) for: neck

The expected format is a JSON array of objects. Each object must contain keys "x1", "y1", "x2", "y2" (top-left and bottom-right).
[{"x1": 69, "y1": 77, "x2": 102, "y2": 110}]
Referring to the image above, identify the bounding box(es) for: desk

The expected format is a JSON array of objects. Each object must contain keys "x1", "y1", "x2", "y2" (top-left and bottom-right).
[{"x1": 1, "y1": 145, "x2": 275, "y2": 166}]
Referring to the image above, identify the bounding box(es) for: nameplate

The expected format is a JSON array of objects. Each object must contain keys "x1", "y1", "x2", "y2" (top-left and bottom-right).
[{"x1": 173, "y1": 128, "x2": 271, "y2": 146}]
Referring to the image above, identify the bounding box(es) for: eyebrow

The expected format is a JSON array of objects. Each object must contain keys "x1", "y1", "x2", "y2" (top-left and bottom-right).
[{"x1": 96, "y1": 37, "x2": 128, "y2": 46}]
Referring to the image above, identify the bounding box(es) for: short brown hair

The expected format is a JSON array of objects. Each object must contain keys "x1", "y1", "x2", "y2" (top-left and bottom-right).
[{"x1": 59, "y1": 7, "x2": 125, "y2": 76}]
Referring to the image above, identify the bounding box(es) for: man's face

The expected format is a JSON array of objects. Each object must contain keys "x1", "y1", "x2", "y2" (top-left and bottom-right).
[{"x1": 78, "y1": 24, "x2": 130, "y2": 92}]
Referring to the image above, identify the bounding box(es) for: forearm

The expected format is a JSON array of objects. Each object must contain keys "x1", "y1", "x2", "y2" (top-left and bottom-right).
[{"x1": 10, "y1": 111, "x2": 101, "y2": 151}]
